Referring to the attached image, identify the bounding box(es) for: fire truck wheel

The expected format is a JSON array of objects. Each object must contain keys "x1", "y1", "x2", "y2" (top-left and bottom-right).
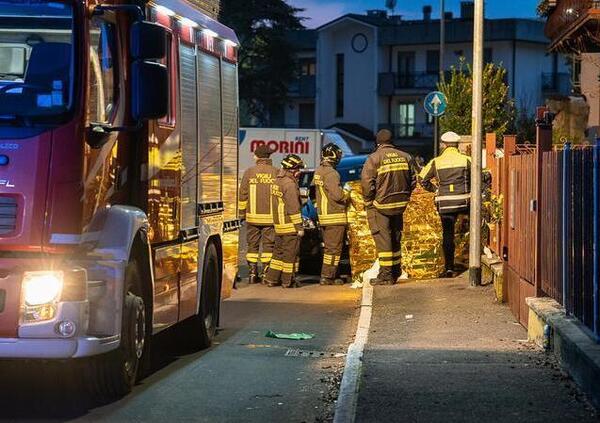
[
  {"x1": 86, "y1": 261, "x2": 149, "y2": 400},
  {"x1": 197, "y1": 242, "x2": 220, "y2": 348}
]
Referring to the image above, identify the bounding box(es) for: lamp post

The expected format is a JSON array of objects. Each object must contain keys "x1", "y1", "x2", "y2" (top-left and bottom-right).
[
  {"x1": 434, "y1": 0, "x2": 445, "y2": 158},
  {"x1": 469, "y1": 0, "x2": 484, "y2": 287}
]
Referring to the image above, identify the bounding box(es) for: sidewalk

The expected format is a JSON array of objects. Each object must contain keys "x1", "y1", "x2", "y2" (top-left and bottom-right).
[{"x1": 355, "y1": 276, "x2": 599, "y2": 423}]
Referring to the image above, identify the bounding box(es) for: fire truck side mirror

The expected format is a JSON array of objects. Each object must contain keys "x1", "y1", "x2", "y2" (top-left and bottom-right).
[
  {"x1": 131, "y1": 61, "x2": 169, "y2": 121},
  {"x1": 130, "y1": 21, "x2": 167, "y2": 61}
]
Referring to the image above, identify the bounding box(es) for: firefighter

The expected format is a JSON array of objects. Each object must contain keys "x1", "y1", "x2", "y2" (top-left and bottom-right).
[
  {"x1": 314, "y1": 143, "x2": 349, "y2": 285},
  {"x1": 263, "y1": 154, "x2": 306, "y2": 288},
  {"x1": 419, "y1": 131, "x2": 471, "y2": 278},
  {"x1": 361, "y1": 129, "x2": 418, "y2": 285},
  {"x1": 239, "y1": 144, "x2": 278, "y2": 284}
]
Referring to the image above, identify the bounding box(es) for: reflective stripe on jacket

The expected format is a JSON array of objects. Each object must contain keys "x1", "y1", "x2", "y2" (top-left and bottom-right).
[
  {"x1": 271, "y1": 169, "x2": 303, "y2": 235},
  {"x1": 419, "y1": 147, "x2": 471, "y2": 213},
  {"x1": 239, "y1": 159, "x2": 278, "y2": 225},
  {"x1": 314, "y1": 162, "x2": 349, "y2": 226},
  {"x1": 361, "y1": 145, "x2": 417, "y2": 216}
]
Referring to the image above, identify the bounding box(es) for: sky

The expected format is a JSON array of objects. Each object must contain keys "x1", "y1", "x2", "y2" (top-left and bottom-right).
[{"x1": 289, "y1": 0, "x2": 541, "y2": 28}]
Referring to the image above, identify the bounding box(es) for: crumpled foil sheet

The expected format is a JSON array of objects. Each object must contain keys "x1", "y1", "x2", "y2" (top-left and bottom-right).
[
  {"x1": 222, "y1": 230, "x2": 239, "y2": 300},
  {"x1": 346, "y1": 181, "x2": 378, "y2": 282},
  {"x1": 346, "y1": 182, "x2": 468, "y2": 280}
]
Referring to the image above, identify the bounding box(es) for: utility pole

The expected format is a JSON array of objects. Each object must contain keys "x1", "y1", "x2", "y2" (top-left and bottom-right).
[
  {"x1": 434, "y1": 0, "x2": 445, "y2": 158},
  {"x1": 469, "y1": 0, "x2": 484, "y2": 287}
]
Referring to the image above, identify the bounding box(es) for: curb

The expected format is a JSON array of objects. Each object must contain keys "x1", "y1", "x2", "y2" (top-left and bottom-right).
[
  {"x1": 527, "y1": 297, "x2": 600, "y2": 409},
  {"x1": 333, "y1": 281, "x2": 374, "y2": 423}
]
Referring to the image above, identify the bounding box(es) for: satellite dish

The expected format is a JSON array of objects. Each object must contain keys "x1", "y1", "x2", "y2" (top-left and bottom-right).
[{"x1": 385, "y1": 0, "x2": 397, "y2": 12}]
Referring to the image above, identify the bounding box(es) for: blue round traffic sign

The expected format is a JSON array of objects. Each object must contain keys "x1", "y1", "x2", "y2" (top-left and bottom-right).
[{"x1": 424, "y1": 91, "x2": 448, "y2": 117}]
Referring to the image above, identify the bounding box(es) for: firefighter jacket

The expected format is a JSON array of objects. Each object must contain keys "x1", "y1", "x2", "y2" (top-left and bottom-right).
[
  {"x1": 271, "y1": 169, "x2": 303, "y2": 235},
  {"x1": 361, "y1": 144, "x2": 417, "y2": 215},
  {"x1": 314, "y1": 162, "x2": 349, "y2": 226},
  {"x1": 419, "y1": 147, "x2": 471, "y2": 214},
  {"x1": 239, "y1": 159, "x2": 278, "y2": 225}
]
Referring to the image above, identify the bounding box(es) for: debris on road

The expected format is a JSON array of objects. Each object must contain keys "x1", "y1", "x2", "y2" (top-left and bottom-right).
[{"x1": 265, "y1": 331, "x2": 315, "y2": 340}]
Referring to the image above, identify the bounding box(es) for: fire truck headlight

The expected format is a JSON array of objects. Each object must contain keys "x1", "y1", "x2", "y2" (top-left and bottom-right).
[{"x1": 22, "y1": 271, "x2": 64, "y2": 306}]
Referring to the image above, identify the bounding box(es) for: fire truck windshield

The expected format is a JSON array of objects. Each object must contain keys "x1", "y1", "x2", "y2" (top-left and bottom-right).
[{"x1": 0, "y1": 1, "x2": 73, "y2": 125}]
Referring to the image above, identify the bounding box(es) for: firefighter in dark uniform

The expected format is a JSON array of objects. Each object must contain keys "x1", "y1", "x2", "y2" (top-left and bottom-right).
[
  {"x1": 263, "y1": 154, "x2": 306, "y2": 288},
  {"x1": 419, "y1": 131, "x2": 471, "y2": 278},
  {"x1": 314, "y1": 144, "x2": 349, "y2": 285},
  {"x1": 239, "y1": 145, "x2": 278, "y2": 284},
  {"x1": 361, "y1": 129, "x2": 418, "y2": 285}
]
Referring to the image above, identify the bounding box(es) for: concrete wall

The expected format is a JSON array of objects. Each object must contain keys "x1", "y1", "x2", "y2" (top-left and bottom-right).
[
  {"x1": 317, "y1": 20, "x2": 378, "y2": 132},
  {"x1": 581, "y1": 53, "x2": 600, "y2": 136}
]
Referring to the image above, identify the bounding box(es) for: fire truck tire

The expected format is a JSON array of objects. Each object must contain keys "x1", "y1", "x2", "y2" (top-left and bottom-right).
[
  {"x1": 85, "y1": 262, "x2": 149, "y2": 400},
  {"x1": 196, "y1": 241, "x2": 220, "y2": 349}
]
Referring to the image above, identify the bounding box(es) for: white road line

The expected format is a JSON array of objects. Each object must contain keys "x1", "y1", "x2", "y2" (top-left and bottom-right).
[{"x1": 333, "y1": 280, "x2": 374, "y2": 423}]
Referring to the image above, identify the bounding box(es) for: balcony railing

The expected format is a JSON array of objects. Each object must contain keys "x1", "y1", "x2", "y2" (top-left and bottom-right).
[
  {"x1": 288, "y1": 75, "x2": 316, "y2": 98},
  {"x1": 542, "y1": 72, "x2": 572, "y2": 96},
  {"x1": 379, "y1": 123, "x2": 434, "y2": 139},
  {"x1": 545, "y1": 0, "x2": 600, "y2": 46},
  {"x1": 379, "y1": 72, "x2": 442, "y2": 95}
]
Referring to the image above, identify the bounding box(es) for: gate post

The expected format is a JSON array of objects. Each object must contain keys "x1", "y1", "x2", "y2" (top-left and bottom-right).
[
  {"x1": 593, "y1": 138, "x2": 600, "y2": 339},
  {"x1": 535, "y1": 107, "x2": 553, "y2": 298},
  {"x1": 502, "y1": 135, "x2": 517, "y2": 262},
  {"x1": 562, "y1": 142, "x2": 571, "y2": 311}
]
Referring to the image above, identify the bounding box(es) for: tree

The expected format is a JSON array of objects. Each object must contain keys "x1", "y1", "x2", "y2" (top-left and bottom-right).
[
  {"x1": 220, "y1": 0, "x2": 304, "y2": 126},
  {"x1": 438, "y1": 58, "x2": 515, "y2": 138}
]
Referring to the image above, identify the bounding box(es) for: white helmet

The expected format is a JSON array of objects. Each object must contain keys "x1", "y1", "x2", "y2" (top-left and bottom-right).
[{"x1": 441, "y1": 131, "x2": 461, "y2": 144}]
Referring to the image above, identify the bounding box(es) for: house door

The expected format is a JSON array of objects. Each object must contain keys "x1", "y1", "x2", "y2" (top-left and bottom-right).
[{"x1": 397, "y1": 52, "x2": 415, "y2": 88}]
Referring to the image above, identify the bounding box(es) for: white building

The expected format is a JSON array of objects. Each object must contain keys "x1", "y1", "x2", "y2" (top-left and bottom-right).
[{"x1": 282, "y1": 2, "x2": 570, "y2": 155}]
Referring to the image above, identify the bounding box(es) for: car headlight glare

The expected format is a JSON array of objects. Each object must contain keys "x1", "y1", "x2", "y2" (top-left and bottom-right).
[{"x1": 22, "y1": 271, "x2": 64, "y2": 306}]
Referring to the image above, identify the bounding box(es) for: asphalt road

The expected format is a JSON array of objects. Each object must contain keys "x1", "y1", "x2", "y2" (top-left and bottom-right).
[{"x1": 0, "y1": 282, "x2": 360, "y2": 423}]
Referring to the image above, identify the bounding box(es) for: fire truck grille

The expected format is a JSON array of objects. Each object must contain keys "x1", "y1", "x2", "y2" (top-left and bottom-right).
[{"x1": 0, "y1": 197, "x2": 17, "y2": 236}]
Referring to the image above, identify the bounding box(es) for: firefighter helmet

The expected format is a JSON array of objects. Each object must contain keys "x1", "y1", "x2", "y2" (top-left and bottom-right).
[
  {"x1": 281, "y1": 154, "x2": 306, "y2": 170},
  {"x1": 321, "y1": 143, "x2": 343, "y2": 166}
]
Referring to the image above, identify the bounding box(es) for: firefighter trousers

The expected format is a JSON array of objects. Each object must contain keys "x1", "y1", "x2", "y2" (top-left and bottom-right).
[
  {"x1": 440, "y1": 212, "x2": 462, "y2": 271},
  {"x1": 246, "y1": 224, "x2": 275, "y2": 268},
  {"x1": 321, "y1": 225, "x2": 346, "y2": 279},
  {"x1": 264, "y1": 234, "x2": 300, "y2": 287},
  {"x1": 368, "y1": 209, "x2": 404, "y2": 281}
]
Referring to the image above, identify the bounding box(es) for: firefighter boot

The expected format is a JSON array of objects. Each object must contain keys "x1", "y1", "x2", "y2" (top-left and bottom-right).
[
  {"x1": 248, "y1": 264, "x2": 260, "y2": 285},
  {"x1": 370, "y1": 268, "x2": 394, "y2": 286},
  {"x1": 260, "y1": 265, "x2": 270, "y2": 285}
]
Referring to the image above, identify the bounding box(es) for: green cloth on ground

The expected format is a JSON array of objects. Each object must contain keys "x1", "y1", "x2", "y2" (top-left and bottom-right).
[{"x1": 265, "y1": 330, "x2": 315, "y2": 340}]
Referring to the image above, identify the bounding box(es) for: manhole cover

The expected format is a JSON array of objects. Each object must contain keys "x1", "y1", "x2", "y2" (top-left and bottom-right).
[{"x1": 285, "y1": 348, "x2": 346, "y2": 358}]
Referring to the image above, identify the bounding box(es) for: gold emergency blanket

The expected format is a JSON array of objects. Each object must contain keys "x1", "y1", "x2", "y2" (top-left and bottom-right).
[{"x1": 345, "y1": 181, "x2": 468, "y2": 280}]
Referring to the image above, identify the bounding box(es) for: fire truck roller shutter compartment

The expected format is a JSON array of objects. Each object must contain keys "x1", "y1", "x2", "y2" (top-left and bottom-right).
[
  {"x1": 197, "y1": 51, "x2": 223, "y2": 205},
  {"x1": 179, "y1": 42, "x2": 199, "y2": 230}
]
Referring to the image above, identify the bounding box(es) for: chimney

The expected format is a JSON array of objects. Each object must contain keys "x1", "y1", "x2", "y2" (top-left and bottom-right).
[
  {"x1": 423, "y1": 5, "x2": 432, "y2": 22},
  {"x1": 460, "y1": 1, "x2": 474, "y2": 20},
  {"x1": 444, "y1": 11, "x2": 453, "y2": 20}
]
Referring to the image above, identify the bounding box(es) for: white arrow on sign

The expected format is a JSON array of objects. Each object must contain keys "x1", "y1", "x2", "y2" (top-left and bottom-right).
[{"x1": 430, "y1": 94, "x2": 443, "y2": 114}]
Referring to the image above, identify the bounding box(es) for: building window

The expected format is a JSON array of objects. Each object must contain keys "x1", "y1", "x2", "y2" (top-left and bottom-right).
[
  {"x1": 397, "y1": 103, "x2": 415, "y2": 137},
  {"x1": 397, "y1": 51, "x2": 416, "y2": 88},
  {"x1": 427, "y1": 50, "x2": 440, "y2": 74},
  {"x1": 300, "y1": 58, "x2": 316, "y2": 76},
  {"x1": 336, "y1": 53, "x2": 344, "y2": 118},
  {"x1": 484, "y1": 48, "x2": 493, "y2": 64}
]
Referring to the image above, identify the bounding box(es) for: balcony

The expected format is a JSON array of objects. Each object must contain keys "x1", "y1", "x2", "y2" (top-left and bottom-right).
[
  {"x1": 545, "y1": 0, "x2": 600, "y2": 52},
  {"x1": 379, "y1": 123, "x2": 434, "y2": 139},
  {"x1": 542, "y1": 72, "x2": 572, "y2": 96},
  {"x1": 288, "y1": 75, "x2": 316, "y2": 98},
  {"x1": 379, "y1": 72, "x2": 440, "y2": 96}
]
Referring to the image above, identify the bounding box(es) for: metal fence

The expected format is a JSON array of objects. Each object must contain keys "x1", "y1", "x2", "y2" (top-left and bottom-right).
[{"x1": 560, "y1": 143, "x2": 600, "y2": 339}]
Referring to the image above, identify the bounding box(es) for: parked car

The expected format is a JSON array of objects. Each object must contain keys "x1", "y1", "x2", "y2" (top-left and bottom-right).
[{"x1": 298, "y1": 155, "x2": 368, "y2": 277}]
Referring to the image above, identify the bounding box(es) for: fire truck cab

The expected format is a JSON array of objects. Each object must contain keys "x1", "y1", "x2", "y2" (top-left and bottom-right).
[{"x1": 0, "y1": 0, "x2": 240, "y2": 397}]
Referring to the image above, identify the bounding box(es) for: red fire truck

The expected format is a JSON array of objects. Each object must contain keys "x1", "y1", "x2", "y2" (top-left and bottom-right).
[{"x1": 0, "y1": 0, "x2": 240, "y2": 397}]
